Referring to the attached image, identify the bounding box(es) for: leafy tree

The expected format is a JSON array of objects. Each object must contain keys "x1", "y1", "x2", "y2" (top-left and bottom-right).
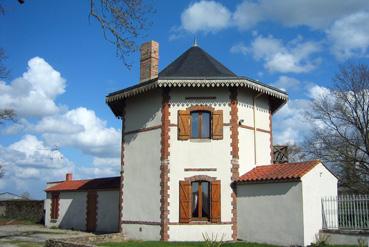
[{"x1": 304, "y1": 64, "x2": 369, "y2": 193}]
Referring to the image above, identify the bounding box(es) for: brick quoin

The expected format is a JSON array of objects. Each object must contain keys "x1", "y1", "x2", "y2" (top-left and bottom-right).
[
  {"x1": 230, "y1": 87, "x2": 239, "y2": 241},
  {"x1": 160, "y1": 88, "x2": 170, "y2": 241},
  {"x1": 119, "y1": 102, "x2": 126, "y2": 233}
]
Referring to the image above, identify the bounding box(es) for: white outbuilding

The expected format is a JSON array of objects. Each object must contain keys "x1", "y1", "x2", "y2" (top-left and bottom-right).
[
  {"x1": 236, "y1": 160, "x2": 338, "y2": 246},
  {"x1": 44, "y1": 173, "x2": 120, "y2": 233}
]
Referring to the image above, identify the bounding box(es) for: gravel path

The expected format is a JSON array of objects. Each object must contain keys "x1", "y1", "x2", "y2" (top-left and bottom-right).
[{"x1": 0, "y1": 224, "x2": 93, "y2": 247}]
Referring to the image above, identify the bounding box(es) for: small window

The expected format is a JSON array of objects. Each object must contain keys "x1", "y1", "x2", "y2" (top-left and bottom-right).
[
  {"x1": 191, "y1": 181, "x2": 210, "y2": 220},
  {"x1": 191, "y1": 111, "x2": 211, "y2": 139}
]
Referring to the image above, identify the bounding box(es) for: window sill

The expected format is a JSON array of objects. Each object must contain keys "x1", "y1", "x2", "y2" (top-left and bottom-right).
[
  {"x1": 190, "y1": 139, "x2": 211, "y2": 143},
  {"x1": 169, "y1": 221, "x2": 231, "y2": 225}
]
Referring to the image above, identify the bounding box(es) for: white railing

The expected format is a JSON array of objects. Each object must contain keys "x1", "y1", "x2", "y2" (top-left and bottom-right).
[{"x1": 322, "y1": 195, "x2": 369, "y2": 230}]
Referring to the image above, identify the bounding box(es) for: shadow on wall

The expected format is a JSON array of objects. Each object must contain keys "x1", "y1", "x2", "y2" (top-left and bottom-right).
[
  {"x1": 124, "y1": 89, "x2": 162, "y2": 145},
  {"x1": 59, "y1": 193, "x2": 87, "y2": 231},
  {"x1": 237, "y1": 181, "x2": 299, "y2": 197}
]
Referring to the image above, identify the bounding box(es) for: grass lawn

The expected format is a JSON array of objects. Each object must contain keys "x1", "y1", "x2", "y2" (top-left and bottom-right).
[
  {"x1": 0, "y1": 240, "x2": 43, "y2": 247},
  {"x1": 98, "y1": 241, "x2": 277, "y2": 247},
  {"x1": 98, "y1": 241, "x2": 358, "y2": 247},
  {"x1": 0, "y1": 216, "x2": 38, "y2": 225}
]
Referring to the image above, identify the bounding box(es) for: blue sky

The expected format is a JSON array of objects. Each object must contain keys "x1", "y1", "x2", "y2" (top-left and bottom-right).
[{"x1": 1, "y1": 0, "x2": 369, "y2": 198}]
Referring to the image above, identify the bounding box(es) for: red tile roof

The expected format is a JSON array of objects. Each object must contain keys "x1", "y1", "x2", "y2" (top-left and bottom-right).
[
  {"x1": 236, "y1": 160, "x2": 321, "y2": 183},
  {"x1": 45, "y1": 176, "x2": 120, "y2": 192}
]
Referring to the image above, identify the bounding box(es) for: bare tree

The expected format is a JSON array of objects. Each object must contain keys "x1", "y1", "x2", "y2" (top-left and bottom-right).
[
  {"x1": 304, "y1": 64, "x2": 369, "y2": 193},
  {"x1": 89, "y1": 0, "x2": 153, "y2": 69},
  {"x1": 0, "y1": 48, "x2": 9, "y2": 79},
  {"x1": 0, "y1": 109, "x2": 15, "y2": 124},
  {"x1": 3, "y1": 0, "x2": 153, "y2": 69}
]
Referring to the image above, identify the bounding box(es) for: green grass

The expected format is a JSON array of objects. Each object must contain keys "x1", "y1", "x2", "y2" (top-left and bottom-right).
[
  {"x1": 98, "y1": 241, "x2": 360, "y2": 247},
  {"x1": 0, "y1": 240, "x2": 44, "y2": 247},
  {"x1": 0, "y1": 216, "x2": 39, "y2": 225},
  {"x1": 98, "y1": 241, "x2": 277, "y2": 247}
]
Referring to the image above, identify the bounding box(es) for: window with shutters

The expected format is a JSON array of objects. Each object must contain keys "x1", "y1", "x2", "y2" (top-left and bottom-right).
[
  {"x1": 50, "y1": 192, "x2": 59, "y2": 220},
  {"x1": 191, "y1": 111, "x2": 211, "y2": 139},
  {"x1": 179, "y1": 179, "x2": 221, "y2": 223},
  {"x1": 178, "y1": 106, "x2": 223, "y2": 140}
]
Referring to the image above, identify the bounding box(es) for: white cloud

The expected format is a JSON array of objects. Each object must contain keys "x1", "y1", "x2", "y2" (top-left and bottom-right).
[
  {"x1": 0, "y1": 57, "x2": 121, "y2": 198},
  {"x1": 246, "y1": 35, "x2": 321, "y2": 73},
  {"x1": 180, "y1": 1, "x2": 231, "y2": 33},
  {"x1": 272, "y1": 76, "x2": 300, "y2": 91},
  {"x1": 273, "y1": 84, "x2": 331, "y2": 145},
  {"x1": 308, "y1": 85, "x2": 331, "y2": 99},
  {"x1": 327, "y1": 12, "x2": 369, "y2": 60},
  {"x1": 78, "y1": 157, "x2": 120, "y2": 178},
  {"x1": 39, "y1": 107, "x2": 120, "y2": 158},
  {"x1": 273, "y1": 99, "x2": 312, "y2": 145},
  {"x1": 0, "y1": 57, "x2": 65, "y2": 117},
  {"x1": 230, "y1": 42, "x2": 248, "y2": 55},
  {"x1": 233, "y1": 0, "x2": 369, "y2": 30},
  {"x1": 0, "y1": 135, "x2": 74, "y2": 196}
]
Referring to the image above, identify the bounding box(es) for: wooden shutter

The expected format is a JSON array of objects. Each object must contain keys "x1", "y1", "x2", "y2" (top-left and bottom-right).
[
  {"x1": 179, "y1": 180, "x2": 191, "y2": 223},
  {"x1": 212, "y1": 110, "x2": 223, "y2": 140},
  {"x1": 51, "y1": 192, "x2": 59, "y2": 220},
  {"x1": 178, "y1": 110, "x2": 190, "y2": 140},
  {"x1": 210, "y1": 180, "x2": 221, "y2": 223}
]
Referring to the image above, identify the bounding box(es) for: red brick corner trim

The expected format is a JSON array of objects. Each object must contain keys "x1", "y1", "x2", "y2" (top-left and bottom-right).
[
  {"x1": 119, "y1": 101, "x2": 126, "y2": 233},
  {"x1": 50, "y1": 192, "x2": 60, "y2": 220},
  {"x1": 160, "y1": 88, "x2": 170, "y2": 241},
  {"x1": 229, "y1": 87, "x2": 239, "y2": 241},
  {"x1": 86, "y1": 190, "x2": 98, "y2": 232}
]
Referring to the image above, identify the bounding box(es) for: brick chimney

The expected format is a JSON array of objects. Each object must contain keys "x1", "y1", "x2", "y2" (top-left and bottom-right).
[
  {"x1": 66, "y1": 173, "x2": 73, "y2": 181},
  {"x1": 140, "y1": 41, "x2": 159, "y2": 82}
]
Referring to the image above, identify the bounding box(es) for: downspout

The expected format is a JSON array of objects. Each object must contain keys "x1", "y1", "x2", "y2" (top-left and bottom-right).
[{"x1": 253, "y1": 92, "x2": 263, "y2": 165}]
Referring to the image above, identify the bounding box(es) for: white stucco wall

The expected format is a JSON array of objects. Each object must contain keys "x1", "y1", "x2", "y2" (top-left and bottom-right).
[
  {"x1": 124, "y1": 89, "x2": 162, "y2": 132},
  {"x1": 168, "y1": 87, "x2": 233, "y2": 241},
  {"x1": 238, "y1": 90, "x2": 271, "y2": 173},
  {"x1": 45, "y1": 191, "x2": 87, "y2": 231},
  {"x1": 301, "y1": 163, "x2": 338, "y2": 246},
  {"x1": 169, "y1": 224, "x2": 233, "y2": 241},
  {"x1": 237, "y1": 182, "x2": 305, "y2": 246},
  {"x1": 122, "y1": 89, "x2": 162, "y2": 239},
  {"x1": 124, "y1": 224, "x2": 161, "y2": 241},
  {"x1": 96, "y1": 190, "x2": 120, "y2": 233},
  {"x1": 238, "y1": 128, "x2": 255, "y2": 174},
  {"x1": 123, "y1": 130, "x2": 161, "y2": 222}
]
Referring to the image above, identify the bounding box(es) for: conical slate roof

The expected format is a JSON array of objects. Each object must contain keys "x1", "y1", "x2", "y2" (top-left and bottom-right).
[{"x1": 159, "y1": 46, "x2": 237, "y2": 79}]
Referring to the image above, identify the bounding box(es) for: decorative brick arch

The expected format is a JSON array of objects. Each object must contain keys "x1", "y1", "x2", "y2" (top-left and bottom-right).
[
  {"x1": 186, "y1": 105, "x2": 215, "y2": 113},
  {"x1": 184, "y1": 175, "x2": 216, "y2": 183}
]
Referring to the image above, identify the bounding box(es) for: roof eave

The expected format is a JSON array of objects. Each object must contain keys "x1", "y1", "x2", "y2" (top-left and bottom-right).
[
  {"x1": 106, "y1": 77, "x2": 288, "y2": 116},
  {"x1": 234, "y1": 178, "x2": 301, "y2": 185}
]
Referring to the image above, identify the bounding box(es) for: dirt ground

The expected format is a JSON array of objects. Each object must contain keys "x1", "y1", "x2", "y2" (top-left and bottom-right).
[{"x1": 0, "y1": 224, "x2": 93, "y2": 247}]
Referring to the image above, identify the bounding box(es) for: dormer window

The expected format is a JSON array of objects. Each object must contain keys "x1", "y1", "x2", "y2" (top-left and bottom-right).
[
  {"x1": 178, "y1": 106, "x2": 223, "y2": 140},
  {"x1": 191, "y1": 111, "x2": 211, "y2": 139}
]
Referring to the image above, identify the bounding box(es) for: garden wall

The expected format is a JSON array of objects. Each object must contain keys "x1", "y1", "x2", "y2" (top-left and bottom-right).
[{"x1": 0, "y1": 200, "x2": 44, "y2": 222}]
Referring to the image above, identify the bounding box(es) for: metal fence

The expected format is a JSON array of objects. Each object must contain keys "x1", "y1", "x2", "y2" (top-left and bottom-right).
[{"x1": 322, "y1": 195, "x2": 369, "y2": 230}]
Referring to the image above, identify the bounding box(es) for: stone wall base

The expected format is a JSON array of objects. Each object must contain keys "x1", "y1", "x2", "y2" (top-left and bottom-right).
[
  {"x1": 45, "y1": 233, "x2": 126, "y2": 247},
  {"x1": 320, "y1": 229, "x2": 369, "y2": 246}
]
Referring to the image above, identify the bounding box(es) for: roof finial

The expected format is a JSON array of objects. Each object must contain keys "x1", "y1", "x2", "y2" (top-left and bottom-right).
[{"x1": 193, "y1": 36, "x2": 198, "y2": 47}]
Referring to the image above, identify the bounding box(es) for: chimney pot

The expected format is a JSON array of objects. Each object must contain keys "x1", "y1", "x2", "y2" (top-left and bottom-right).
[
  {"x1": 66, "y1": 173, "x2": 73, "y2": 181},
  {"x1": 140, "y1": 40, "x2": 159, "y2": 82}
]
